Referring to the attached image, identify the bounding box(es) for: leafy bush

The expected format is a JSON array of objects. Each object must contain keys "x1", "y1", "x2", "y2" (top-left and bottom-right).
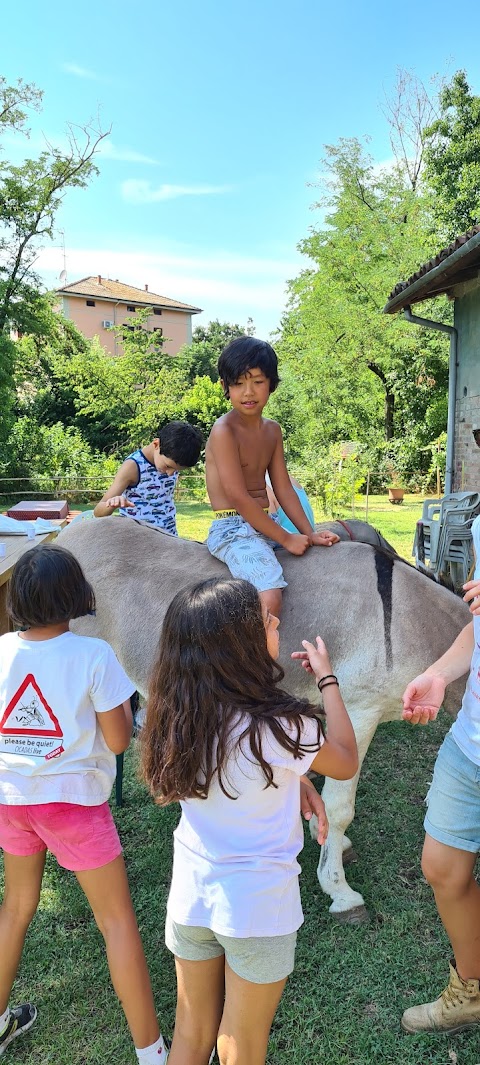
[
  {"x1": 294, "y1": 444, "x2": 367, "y2": 517},
  {"x1": 0, "y1": 418, "x2": 117, "y2": 503}
]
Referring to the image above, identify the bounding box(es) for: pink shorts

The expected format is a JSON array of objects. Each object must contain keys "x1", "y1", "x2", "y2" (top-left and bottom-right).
[{"x1": 0, "y1": 802, "x2": 122, "y2": 871}]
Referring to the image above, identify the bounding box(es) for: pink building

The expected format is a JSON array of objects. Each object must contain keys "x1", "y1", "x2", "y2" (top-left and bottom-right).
[{"x1": 56, "y1": 275, "x2": 202, "y2": 356}]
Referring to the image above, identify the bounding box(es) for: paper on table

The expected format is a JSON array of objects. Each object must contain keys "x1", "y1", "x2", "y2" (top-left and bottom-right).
[{"x1": 0, "y1": 515, "x2": 60, "y2": 536}]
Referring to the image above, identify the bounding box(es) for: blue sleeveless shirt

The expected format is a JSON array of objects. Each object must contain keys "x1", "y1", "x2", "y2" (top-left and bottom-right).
[{"x1": 119, "y1": 449, "x2": 178, "y2": 535}]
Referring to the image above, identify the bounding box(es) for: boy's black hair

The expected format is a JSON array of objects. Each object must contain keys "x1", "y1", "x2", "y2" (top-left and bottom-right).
[
  {"x1": 7, "y1": 544, "x2": 96, "y2": 628},
  {"x1": 217, "y1": 337, "x2": 280, "y2": 397},
  {"x1": 157, "y1": 421, "x2": 203, "y2": 467}
]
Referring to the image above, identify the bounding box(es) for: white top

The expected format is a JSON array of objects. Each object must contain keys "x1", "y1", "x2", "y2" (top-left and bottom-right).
[
  {"x1": 451, "y1": 514, "x2": 480, "y2": 765},
  {"x1": 167, "y1": 715, "x2": 323, "y2": 938},
  {"x1": 0, "y1": 631, "x2": 135, "y2": 805}
]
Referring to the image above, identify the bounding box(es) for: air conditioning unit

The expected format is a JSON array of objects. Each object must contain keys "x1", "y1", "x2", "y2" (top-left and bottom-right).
[{"x1": 102, "y1": 320, "x2": 114, "y2": 329}]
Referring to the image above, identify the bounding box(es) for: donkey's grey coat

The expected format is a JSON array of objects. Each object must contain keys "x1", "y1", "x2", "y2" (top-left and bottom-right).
[{"x1": 61, "y1": 518, "x2": 470, "y2": 919}]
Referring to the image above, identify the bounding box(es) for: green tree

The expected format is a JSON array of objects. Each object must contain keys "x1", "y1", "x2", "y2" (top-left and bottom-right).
[
  {"x1": 423, "y1": 71, "x2": 480, "y2": 240},
  {"x1": 0, "y1": 76, "x2": 108, "y2": 440},
  {"x1": 177, "y1": 318, "x2": 255, "y2": 382},
  {"x1": 277, "y1": 112, "x2": 451, "y2": 476}
]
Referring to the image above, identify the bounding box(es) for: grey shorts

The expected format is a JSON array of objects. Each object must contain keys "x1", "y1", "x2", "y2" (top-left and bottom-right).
[
  {"x1": 207, "y1": 514, "x2": 287, "y2": 593},
  {"x1": 165, "y1": 913, "x2": 296, "y2": 984},
  {"x1": 424, "y1": 729, "x2": 480, "y2": 853}
]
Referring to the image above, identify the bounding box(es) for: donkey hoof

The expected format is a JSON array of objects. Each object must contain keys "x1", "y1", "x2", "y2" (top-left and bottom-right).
[{"x1": 331, "y1": 904, "x2": 369, "y2": 925}]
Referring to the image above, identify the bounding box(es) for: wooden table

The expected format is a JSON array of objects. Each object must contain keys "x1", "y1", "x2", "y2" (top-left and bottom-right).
[{"x1": 0, "y1": 522, "x2": 66, "y2": 635}]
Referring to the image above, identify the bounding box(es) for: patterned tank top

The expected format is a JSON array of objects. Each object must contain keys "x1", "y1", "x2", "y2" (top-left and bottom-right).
[{"x1": 119, "y1": 449, "x2": 178, "y2": 535}]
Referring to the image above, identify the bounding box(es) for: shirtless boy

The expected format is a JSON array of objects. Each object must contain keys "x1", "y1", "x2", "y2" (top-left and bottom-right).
[{"x1": 206, "y1": 336, "x2": 339, "y2": 616}]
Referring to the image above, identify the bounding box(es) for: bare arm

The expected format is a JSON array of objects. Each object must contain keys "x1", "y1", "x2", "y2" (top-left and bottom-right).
[
  {"x1": 96, "y1": 699, "x2": 133, "y2": 754},
  {"x1": 93, "y1": 459, "x2": 138, "y2": 517},
  {"x1": 269, "y1": 437, "x2": 339, "y2": 546},
  {"x1": 402, "y1": 621, "x2": 473, "y2": 725},
  {"x1": 292, "y1": 638, "x2": 358, "y2": 780},
  {"x1": 268, "y1": 434, "x2": 315, "y2": 536},
  {"x1": 300, "y1": 776, "x2": 328, "y2": 844}
]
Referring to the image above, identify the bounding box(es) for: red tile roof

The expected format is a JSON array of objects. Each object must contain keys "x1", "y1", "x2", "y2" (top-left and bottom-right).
[{"x1": 56, "y1": 275, "x2": 202, "y2": 313}]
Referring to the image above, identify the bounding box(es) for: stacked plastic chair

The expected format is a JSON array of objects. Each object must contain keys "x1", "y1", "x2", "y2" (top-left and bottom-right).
[{"x1": 413, "y1": 492, "x2": 480, "y2": 586}]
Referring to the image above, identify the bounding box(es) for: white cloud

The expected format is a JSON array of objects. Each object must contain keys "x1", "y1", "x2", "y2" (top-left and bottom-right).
[
  {"x1": 99, "y1": 142, "x2": 160, "y2": 165},
  {"x1": 120, "y1": 180, "x2": 231, "y2": 204},
  {"x1": 61, "y1": 62, "x2": 102, "y2": 81},
  {"x1": 36, "y1": 242, "x2": 305, "y2": 335}
]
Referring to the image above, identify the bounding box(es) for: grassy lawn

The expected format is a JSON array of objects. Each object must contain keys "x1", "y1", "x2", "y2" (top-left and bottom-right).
[
  {"x1": 4, "y1": 489, "x2": 473, "y2": 1064},
  {"x1": 175, "y1": 493, "x2": 424, "y2": 560},
  {"x1": 2, "y1": 492, "x2": 423, "y2": 560}
]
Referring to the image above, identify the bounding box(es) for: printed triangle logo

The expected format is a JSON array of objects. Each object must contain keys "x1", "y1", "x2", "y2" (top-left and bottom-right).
[{"x1": 0, "y1": 674, "x2": 63, "y2": 738}]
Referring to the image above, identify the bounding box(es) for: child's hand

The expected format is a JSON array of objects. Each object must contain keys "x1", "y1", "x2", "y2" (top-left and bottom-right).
[
  {"x1": 300, "y1": 776, "x2": 329, "y2": 844},
  {"x1": 284, "y1": 532, "x2": 310, "y2": 556},
  {"x1": 291, "y1": 636, "x2": 333, "y2": 682},
  {"x1": 310, "y1": 531, "x2": 340, "y2": 547},
  {"x1": 105, "y1": 495, "x2": 134, "y2": 511},
  {"x1": 463, "y1": 579, "x2": 480, "y2": 615},
  {"x1": 402, "y1": 672, "x2": 445, "y2": 725}
]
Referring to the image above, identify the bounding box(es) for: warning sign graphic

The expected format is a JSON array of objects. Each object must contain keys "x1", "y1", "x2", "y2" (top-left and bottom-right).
[{"x1": 0, "y1": 674, "x2": 64, "y2": 759}]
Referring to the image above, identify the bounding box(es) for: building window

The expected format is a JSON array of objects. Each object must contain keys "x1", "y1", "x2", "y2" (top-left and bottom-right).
[
  {"x1": 126, "y1": 305, "x2": 136, "y2": 313},
  {"x1": 86, "y1": 299, "x2": 95, "y2": 306},
  {"x1": 153, "y1": 308, "x2": 162, "y2": 315},
  {"x1": 153, "y1": 326, "x2": 163, "y2": 336}
]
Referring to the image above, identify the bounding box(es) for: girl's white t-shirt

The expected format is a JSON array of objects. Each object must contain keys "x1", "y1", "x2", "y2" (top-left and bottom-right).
[
  {"x1": 167, "y1": 715, "x2": 323, "y2": 938},
  {"x1": 0, "y1": 630, "x2": 135, "y2": 805},
  {"x1": 451, "y1": 514, "x2": 480, "y2": 765}
]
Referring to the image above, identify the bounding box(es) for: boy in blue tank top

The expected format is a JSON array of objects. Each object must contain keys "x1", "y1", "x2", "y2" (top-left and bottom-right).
[{"x1": 94, "y1": 421, "x2": 203, "y2": 534}]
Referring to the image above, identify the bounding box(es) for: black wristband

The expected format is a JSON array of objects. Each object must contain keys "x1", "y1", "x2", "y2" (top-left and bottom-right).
[
  {"x1": 317, "y1": 679, "x2": 339, "y2": 693},
  {"x1": 316, "y1": 674, "x2": 337, "y2": 691}
]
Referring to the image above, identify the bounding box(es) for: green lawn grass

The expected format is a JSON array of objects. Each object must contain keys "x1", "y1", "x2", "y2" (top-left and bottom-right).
[{"x1": 175, "y1": 493, "x2": 424, "y2": 560}]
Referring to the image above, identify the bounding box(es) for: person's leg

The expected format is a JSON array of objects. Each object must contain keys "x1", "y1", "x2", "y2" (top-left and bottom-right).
[
  {"x1": 0, "y1": 851, "x2": 45, "y2": 1013},
  {"x1": 167, "y1": 955, "x2": 225, "y2": 1065},
  {"x1": 422, "y1": 835, "x2": 480, "y2": 977},
  {"x1": 217, "y1": 963, "x2": 287, "y2": 1065},
  {"x1": 259, "y1": 588, "x2": 283, "y2": 618},
  {"x1": 76, "y1": 856, "x2": 162, "y2": 1053},
  {"x1": 208, "y1": 516, "x2": 286, "y2": 618}
]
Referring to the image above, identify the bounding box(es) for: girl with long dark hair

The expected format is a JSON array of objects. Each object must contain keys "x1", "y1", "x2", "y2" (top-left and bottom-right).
[{"x1": 141, "y1": 576, "x2": 357, "y2": 1065}]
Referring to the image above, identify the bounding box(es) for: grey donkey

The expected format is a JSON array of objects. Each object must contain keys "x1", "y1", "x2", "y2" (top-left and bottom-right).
[{"x1": 61, "y1": 517, "x2": 470, "y2": 922}]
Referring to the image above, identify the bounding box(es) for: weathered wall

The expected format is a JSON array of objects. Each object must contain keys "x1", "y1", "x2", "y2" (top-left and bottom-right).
[
  {"x1": 61, "y1": 296, "x2": 193, "y2": 356},
  {"x1": 454, "y1": 284, "x2": 480, "y2": 489}
]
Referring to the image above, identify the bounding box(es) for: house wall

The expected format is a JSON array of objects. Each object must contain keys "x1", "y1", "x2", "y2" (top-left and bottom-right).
[
  {"x1": 453, "y1": 284, "x2": 480, "y2": 489},
  {"x1": 60, "y1": 296, "x2": 193, "y2": 356}
]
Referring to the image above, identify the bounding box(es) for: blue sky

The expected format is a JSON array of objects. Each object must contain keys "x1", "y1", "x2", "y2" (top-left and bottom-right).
[{"x1": 4, "y1": 0, "x2": 480, "y2": 336}]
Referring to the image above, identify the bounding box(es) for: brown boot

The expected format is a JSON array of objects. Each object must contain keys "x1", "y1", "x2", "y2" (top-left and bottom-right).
[{"x1": 402, "y1": 961, "x2": 480, "y2": 1034}]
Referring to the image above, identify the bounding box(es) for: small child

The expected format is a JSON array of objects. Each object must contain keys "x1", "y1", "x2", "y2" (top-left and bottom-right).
[
  {"x1": 0, "y1": 544, "x2": 168, "y2": 1063},
  {"x1": 141, "y1": 576, "x2": 358, "y2": 1065},
  {"x1": 265, "y1": 472, "x2": 316, "y2": 533},
  {"x1": 94, "y1": 420, "x2": 203, "y2": 534},
  {"x1": 205, "y1": 337, "x2": 339, "y2": 616}
]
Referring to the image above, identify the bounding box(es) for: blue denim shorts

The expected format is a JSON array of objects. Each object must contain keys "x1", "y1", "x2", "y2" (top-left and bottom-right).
[
  {"x1": 424, "y1": 729, "x2": 480, "y2": 853},
  {"x1": 207, "y1": 515, "x2": 287, "y2": 592}
]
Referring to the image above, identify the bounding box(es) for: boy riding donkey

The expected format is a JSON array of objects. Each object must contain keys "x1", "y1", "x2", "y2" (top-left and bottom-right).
[{"x1": 206, "y1": 337, "x2": 339, "y2": 617}]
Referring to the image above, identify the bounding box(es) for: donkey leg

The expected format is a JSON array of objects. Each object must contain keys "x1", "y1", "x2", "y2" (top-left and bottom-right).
[
  {"x1": 316, "y1": 708, "x2": 382, "y2": 921},
  {"x1": 317, "y1": 774, "x2": 367, "y2": 921}
]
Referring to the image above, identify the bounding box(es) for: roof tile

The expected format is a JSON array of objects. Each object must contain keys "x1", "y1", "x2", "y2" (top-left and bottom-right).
[{"x1": 56, "y1": 275, "x2": 202, "y2": 313}]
